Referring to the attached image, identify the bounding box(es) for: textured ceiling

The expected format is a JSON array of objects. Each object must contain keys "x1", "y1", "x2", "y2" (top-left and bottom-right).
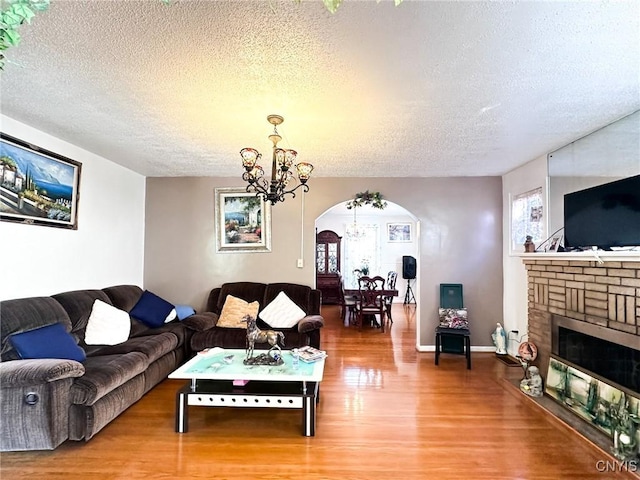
[{"x1": 1, "y1": 0, "x2": 639, "y2": 178}]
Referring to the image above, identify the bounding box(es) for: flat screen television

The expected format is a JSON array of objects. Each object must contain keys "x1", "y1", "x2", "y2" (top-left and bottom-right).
[{"x1": 563, "y1": 174, "x2": 640, "y2": 251}]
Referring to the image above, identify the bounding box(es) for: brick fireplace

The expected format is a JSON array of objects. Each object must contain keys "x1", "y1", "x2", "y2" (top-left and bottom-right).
[{"x1": 523, "y1": 257, "x2": 640, "y2": 384}]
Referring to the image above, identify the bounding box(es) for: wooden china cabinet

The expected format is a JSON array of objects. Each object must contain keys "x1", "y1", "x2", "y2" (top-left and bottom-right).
[{"x1": 316, "y1": 230, "x2": 343, "y2": 305}]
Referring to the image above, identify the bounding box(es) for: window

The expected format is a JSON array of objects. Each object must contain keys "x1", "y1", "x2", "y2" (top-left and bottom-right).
[
  {"x1": 344, "y1": 224, "x2": 380, "y2": 289},
  {"x1": 511, "y1": 187, "x2": 543, "y2": 252}
]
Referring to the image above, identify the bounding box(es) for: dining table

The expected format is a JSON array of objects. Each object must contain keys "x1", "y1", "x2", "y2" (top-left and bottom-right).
[
  {"x1": 343, "y1": 289, "x2": 398, "y2": 298},
  {"x1": 341, "y1": 288, "x2": 398, "y2": 327}
]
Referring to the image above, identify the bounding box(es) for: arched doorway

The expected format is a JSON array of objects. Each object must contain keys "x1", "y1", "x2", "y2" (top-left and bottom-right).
[{"x1": 315, "y1": 200, "x2": 421, "y2": 346}]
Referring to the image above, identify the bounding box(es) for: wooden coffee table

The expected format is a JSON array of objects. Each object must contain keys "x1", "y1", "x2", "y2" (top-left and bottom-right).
[{"x1": 168, "y1": 347, "x2": 325, "y2": 436}]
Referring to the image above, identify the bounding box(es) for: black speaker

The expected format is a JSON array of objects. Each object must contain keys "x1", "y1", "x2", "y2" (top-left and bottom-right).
[{"x1": 402, "y1": 256, "x2": 416, "y2": 279}]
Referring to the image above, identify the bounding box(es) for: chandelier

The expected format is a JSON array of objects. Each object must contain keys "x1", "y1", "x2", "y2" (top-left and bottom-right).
[
  {"x1": 346, "y1": 204, "x2": 365, "y2": 239},
  {"x1": 240, "y1": 115, "x2": 314, "y2": 205}
]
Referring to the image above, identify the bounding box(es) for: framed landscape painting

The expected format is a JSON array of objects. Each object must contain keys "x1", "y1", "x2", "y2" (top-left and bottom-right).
[
  {"x1": 0, "y1": 133, "x2": 81, "y2": 229},
  {"x1": 215, "y1": 187, "x2": 271, "y2": 253},
  {"x1": 387, "y1": 223, "x2": 412, "y2": 242}
]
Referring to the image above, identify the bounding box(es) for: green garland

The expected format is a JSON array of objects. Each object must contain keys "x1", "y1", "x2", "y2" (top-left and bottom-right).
[
  {"x1": 1, "y1": 0, "x2": 50, "y2": 70},
  {"x1": 346, "y1": 190, "x2": 387, "y2": 210}
]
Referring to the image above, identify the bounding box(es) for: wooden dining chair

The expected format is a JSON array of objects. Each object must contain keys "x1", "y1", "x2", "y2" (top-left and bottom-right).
[
  {"x1": 355, "y1": 275, "x2": 387, "y2": 332},
  {"x1": 384, "y1": 271, "x2": 398, "y2": 324},
  {"x1": 340, "y1": 277, "x2": 358, "y2": 326}
]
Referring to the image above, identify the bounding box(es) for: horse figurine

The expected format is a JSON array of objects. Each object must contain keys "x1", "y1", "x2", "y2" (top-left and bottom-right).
[{"x1": 242, "y1": 315, "x2": 285, "y2": 360}]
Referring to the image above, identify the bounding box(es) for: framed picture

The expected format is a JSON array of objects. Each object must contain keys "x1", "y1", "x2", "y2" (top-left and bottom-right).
[
  {"x1": 215, "y1": 187, "x2": 271, "y2": 253},
  {"x1": 548, "y1": 233, "x2": 563, "y2": 252},
  {"x1": 387, "y1": 223, "x2": 412, "y2": 242},
  {"x1": 0, "y1": 133, "x2": 81, "y2": 229}
]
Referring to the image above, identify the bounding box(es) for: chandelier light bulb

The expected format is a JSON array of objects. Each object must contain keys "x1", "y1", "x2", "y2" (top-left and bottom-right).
[
  {"x1": 250, "y1": 165, "x2": 264, "y2": 180},
  {"x1": 296, "y1": 162, "x2": 313, "y2": 183},
  {"x1": 283, "y1": 149, "x2": 297, "y2": 169}
]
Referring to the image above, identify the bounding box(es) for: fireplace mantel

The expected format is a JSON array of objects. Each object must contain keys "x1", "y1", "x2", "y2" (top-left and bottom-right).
[{"x1": 517, "y1": 251, "x2": 640, "y2": 262}]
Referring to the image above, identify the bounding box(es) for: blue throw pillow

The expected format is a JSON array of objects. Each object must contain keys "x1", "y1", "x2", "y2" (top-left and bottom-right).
[
  {"x1": 130, "y1": 290, "x2": 175, "y2": 328},
  {"x1": 175, "y1": 304, "x2": 196, "y2": 320},
  {"x1": 10, "y1": 322, "x2": 86, "y2": 362}
]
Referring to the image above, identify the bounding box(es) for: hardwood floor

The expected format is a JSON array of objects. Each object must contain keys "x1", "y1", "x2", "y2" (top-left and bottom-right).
[{"x1": 1, "y1": 304, "x2": 637, "y2": 479}]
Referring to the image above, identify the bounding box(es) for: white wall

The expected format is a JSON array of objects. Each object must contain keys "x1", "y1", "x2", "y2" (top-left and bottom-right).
[
  {"x1": 0, "y1": 116, "x2": 145, "y2": 300},
  {"x1": 501, "y1": 155, "x2": 548, "y2": 355}
]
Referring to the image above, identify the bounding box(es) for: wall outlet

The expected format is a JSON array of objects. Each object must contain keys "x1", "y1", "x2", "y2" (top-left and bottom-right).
[{"x1": 297, "y1": 259, "x2": 304, "y2": 268}]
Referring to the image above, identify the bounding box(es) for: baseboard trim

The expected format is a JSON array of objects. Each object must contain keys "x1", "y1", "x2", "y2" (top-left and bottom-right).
[{"x1": 417, "y1": 345, "x2": 496, "y2": 353}]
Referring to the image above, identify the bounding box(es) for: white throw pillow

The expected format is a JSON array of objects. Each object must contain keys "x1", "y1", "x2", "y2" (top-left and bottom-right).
[
  {"x1": 85, "y1": 299, "x2": 131, "y2": 345},
  {"x1": 259, "y1": 291, "x2": 306, "y2": 329}
]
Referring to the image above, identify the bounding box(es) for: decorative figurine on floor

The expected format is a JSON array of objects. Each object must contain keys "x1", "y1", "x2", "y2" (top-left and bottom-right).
[
  {"x1": 242, "y1": 316, "x2": 285, "y2": 366},
  {"x1": 517, "y1": 341, "x2": 538, "y2": 364},
  {"x1": 492, "y1": 323, "x2": 507, "y2": 355},
  {"x1": 516, "y1": 340, "x2": 539, "y2": 386},
  {"x1": 520, "y1": 365, "x2": 543, "y2": 397},
  {"x1": 610, "y1": 395, "x2": 640, "y2": 461},
  {"x1": 524, "y1": 235, "x2": 536, "y2": 253}
]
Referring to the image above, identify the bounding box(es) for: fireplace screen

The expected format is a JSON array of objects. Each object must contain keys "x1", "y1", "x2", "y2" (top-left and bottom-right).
[
  {"x1": 558, "y1": 327, "x2": 639, "y2": 393},
  {"x1": 545, "y1": 355, "x2": 639, "y2": 451}
]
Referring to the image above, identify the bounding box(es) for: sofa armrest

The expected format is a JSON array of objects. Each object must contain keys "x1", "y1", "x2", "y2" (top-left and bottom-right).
[
  {"x1": 298, "y1": 315, "x2": 324, "y2": 334},
  {"x1": 206, "y1": 288, "x2": 222, "y2": 313},
  {"x1": 182, "y1": 312, "x2": 219, "y2": 332},
  {"x1": 0, "y1": 359, "x2": 85, "y2": 387}
]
